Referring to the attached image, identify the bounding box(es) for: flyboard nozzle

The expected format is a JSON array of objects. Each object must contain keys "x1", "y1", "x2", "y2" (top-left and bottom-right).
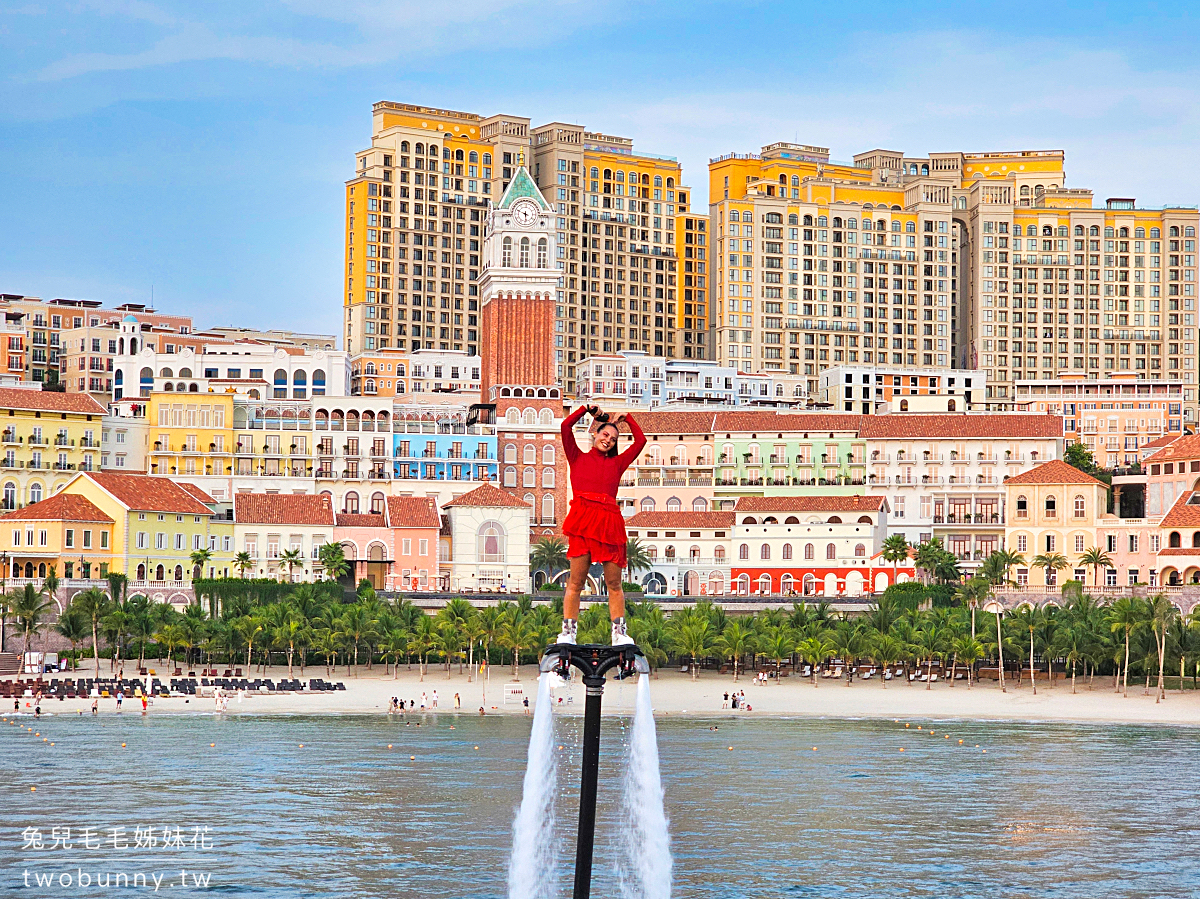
[{"x1": 540, "y1": 643, "x2": 649, "y2": 682}]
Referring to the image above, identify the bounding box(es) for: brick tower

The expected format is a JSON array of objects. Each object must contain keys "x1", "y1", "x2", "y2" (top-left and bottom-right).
[{"x1": 478, "y1": 163, "x2": 568, "y2": 534}]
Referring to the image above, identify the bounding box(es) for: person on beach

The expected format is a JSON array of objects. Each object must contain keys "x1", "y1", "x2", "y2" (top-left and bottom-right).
[
  {"x1": 454, "y1": 693, "x2": 460, "y2": 709},
  {"x1": 91, "y1": 697, "x2": 98, "y2": 716},
  {"x1": 432, "y1": 690, "x2": 438, "y2": 709},
  {"x1": 556, "y1": 404, "x2": 646, "y2": 646},
  {"x1": 116, "y1": 689, "x2": 123, "y2": 711}
]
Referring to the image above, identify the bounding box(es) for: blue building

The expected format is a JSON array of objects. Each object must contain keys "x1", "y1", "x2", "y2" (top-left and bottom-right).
[{"x1": 392, "y1": 405, "x2": 497, "y2": 485}]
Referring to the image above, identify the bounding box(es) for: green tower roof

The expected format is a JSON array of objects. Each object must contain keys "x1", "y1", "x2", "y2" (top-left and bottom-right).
[{"x1": 497, "y1": 165, "x2": 551, "y2": 210}]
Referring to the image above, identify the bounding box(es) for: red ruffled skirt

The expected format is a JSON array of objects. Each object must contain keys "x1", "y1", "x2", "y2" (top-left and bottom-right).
[{"x1": 563, "y1": 492, "x2": 627, "y2": 566}]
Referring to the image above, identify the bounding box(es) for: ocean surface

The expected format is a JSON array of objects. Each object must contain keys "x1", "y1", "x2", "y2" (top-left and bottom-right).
[{"x1": 2, "y1": 690, "x2": 1199, "y2": 898}]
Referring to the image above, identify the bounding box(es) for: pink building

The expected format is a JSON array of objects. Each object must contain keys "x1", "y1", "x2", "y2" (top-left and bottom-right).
[{"x1": 332, "y1": 495, "x2": 442, "y2": 590}]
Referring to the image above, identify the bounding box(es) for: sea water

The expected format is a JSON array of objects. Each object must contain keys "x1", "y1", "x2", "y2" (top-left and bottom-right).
[{"x1": 2, "y1": 708, "x2": 1199, "y2": 897}]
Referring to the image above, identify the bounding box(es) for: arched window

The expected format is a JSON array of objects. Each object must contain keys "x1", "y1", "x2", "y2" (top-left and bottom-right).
[
  {"x1": 537, "y1": 238, "x2": 548, "y2": 268},
  {"x1": 542, "y1": 467, "x2": 554, "y2": 487},
  {"x1": 3, "y1": 481, "x2": 16, "y2": 509},
  {"x1": 640, "y1": 497, "x2": 655, "y2": 512},
  {"x1": 344, "y1": 492, "x2": 359, "y2": 514},
  {"x1": 760, "y1": 544, "x2": 770, "y2": 560},
  {"x1": 1170, "y1": 531, "x2": 1182, "y2": 548},
  {"x1": 782, "y1": 543, "x2": 793, "y2": 560},
  {"x1": 505, "y1": 408, "x2": 520, "y2": 424},
  {"x1": 826, "y1": 543, "x2": 837, "y2": 560},
  {"x1": 523, "y1": 408, "x2": 536, "y2": 425},
  {"x1": 693, "y1": 496, "x2": 708, "y2": 511},
  {"x1": 523, "y1": 444, "x2": 536, "y2": 464},
  {"x1": 804, "y1": 543, "x2": 814, "y2": 560},
  {"x1": 854, "y1": 544, "x2": 866, "y2": 557},
  {"x1": 502, "y1": 237, "x2": 512, "y2": 267},
  {"x1": 519, "y1": 237, "x2": 531, "y2": 267},
  {"x1": 28, "y1": 483, "x2": 42, "y2": 504},
  {"x1": 1074, "y1": 495, "x2": 1086, "y2": 518},
  {"x1": 667, "y1": 497, "x2": 682, "y2": 512},
  {"x1": 370, "y1": 492, "x2": 385, "y2": 514},
  {"x1": 504, "y1": 466, "x2": 516, "y2": 487},
  {"x1": 757, "y1": 573, "x2": 771, "y2": 594},
  {"x1": 946, "y1": 399, "x2": 955, "y2": 412},
  {"x1": 1193, "y1": 531, "x2": 1200, "y2": 548},
  {"x1": 1045, "y1": 495, "x2": 1057, "y2": 517},
  {"x1": 1016, "y1": 495, "x2": 1028, "y2": 517},
  {"x1": 714, "y1": 546, "x2": 726, "y2": 562},
  {"x1": 542, "y1": 444, "x2": 555, "y2": 464},
  {"x1": 477, "y1": 521, "x2": 506, "y2": 562},
  {"x1": 665, "y1": 545, "x2": 676, "y2": 559},
  {"x1": 739, "y1": 543, "x2": 749, "y2": 560},
  {"x1": 504, "y1": 443, "x2": 517, "y2": 463},
  {"x1": 523, "y1": 467, "x2": 535, "y2": 487},
  {"x1": 542, "y1": 494, "x2": 554, "y2": 522}
]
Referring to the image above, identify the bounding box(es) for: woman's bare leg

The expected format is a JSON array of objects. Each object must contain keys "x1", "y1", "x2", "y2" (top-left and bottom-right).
[
  {"x1": 603, "y1": 562, "x2": 625, "y2": 621},
  {"x1": 563, "y1": 553, "x2": 591, "y2": 622}
]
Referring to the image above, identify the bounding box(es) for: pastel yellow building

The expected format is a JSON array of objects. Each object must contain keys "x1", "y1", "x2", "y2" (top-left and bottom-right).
[
  {"x1": 1004, "y1": 459, "x2": 1109, "y2": 587},
  {"x1": 0, "y1": 387, "x2": 106, "y2": 511},
  {"x1": 0, "y1": 491, "x2": 116, "y2": 582},
  {"x1": 145, "y1": 391, "x2": 236, "y2": 478}
]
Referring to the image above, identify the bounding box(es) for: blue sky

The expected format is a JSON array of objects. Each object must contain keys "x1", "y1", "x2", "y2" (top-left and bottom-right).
[{"x1": 2, "y1": 1, "x2": 1198, "y2": 338}]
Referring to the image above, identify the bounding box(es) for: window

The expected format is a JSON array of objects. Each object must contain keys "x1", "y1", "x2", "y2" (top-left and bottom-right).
[
  {"x1": 1017, "y1": 534, "x2": 1027, "y2": 553},
  {"x1": 477, "y1": 521, "x2": 506, "y2": 562},
  {"x1": 826, "y1": 543, "x2": 836, "y2": 560},
  {"x1": 804, "y1": 543, "x2": 814, "y2": 560},
  {"x1": 1129, "y1": 534, "x2": 1138, "y2": 553},
  {"x1": 738, "y1": 543, "x2": 749, "y2": 560},
  {"x1": 1045, "y1": 495, "x2": 1057, "y2": 517},
  {"x1": 1075, "y1": 534, "x2": 1085, "y2": 553},
  {"x1": 402, "y1": 538, "x2": 411, "y2": 555},
  {"x1": 640, "y1": 497, "x2": 655, "y2": 512},
  {"x1": 1016, "y1": 495, "x2": 1028, "y2": 518},
  {"x1": 1046, "y1": 534, "x2": 1056, "y2": 552},
  {"x1": 1017, "y1": 568, "x2": 1029, "y2": 586},
  {"x1": 782, "y1": 543, "x2": 792, "y2": 560},
  {"x1": 65, "y1": 529, "x2": 74, "y2": 548},
  {"x1": 1073, "y1": 495, "x2": 1085, "y2": 518},
  {"x1": 854, "y1": 544, "x2": 866, "y2": 557},
  {"x1": 760, "y1": 544, "x2": 770, "y2": 560},
  {"x1": 419, "y1": 539, "x2": 428, "y2": 556}
]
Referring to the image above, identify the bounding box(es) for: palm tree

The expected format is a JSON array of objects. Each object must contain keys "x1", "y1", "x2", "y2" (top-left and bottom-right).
[
  {"x1": 669, "y1": 616, "x2": 713, "y2": 680},
  {"x1": 71, "y1": 588, "x2": 109, "y2": 676},
  {"x1": 529, "y1": 536, "x2": 568, "y2": 585},
  {"x1": 829, "y1": 620, "x2": 866, "y2": 685},
  {"x1": 1031, "y1": 553, "x2": 1069, "y2": 588},
  {"x1": 796, "y1": 635, "x2": 835, "y2": 686},
  {"x1": 1078, "y1": 547, "x2": 1113, "y2": 589},
  {"x1": 53, "y1": 606, "x2": 89, "y2": 669},
  {"x1": 952, "y1": 635, "x2": 983, "y2": 688},
  {"x1": 43, "y1": 566, "x2": 59, "y2": 604},
  {"x1": 992, "y1": 604, "x2": 1007, "y2": 692},
  {"x1": 1011, "y1": 605, "x2": 1045, "y2": 694},
  {"x1": 913, "y1": 538, "x2": 948, "y2": 585},
  {"x1": 1146, "y1": 594, "x2": 1178, "y2": 703},
  {"x1": 189, "y1": 547, "x2": 214, "y2": 581},
  {"x1": 318, "y1": 542, "x2": 350, "y2": 582},
  {"x1": 881, "y1": 533, "x2": 910, "y2": 588},
  {"x1": 408, "y1": 615, "x2": 439, "y2": 681},
  {"x1": 624, "y1": 537, "x2": 652, "y2": 586},
  {"x1": 278, "y1": 548, "x2": 304, "y2": 583},
  {"x1": 954, "y1": 577, "x2": 990, "y2": 640},
  {"x1": 757, "y1": 626, "x2": 793, "y2": 683},
  {"x1": 870, "y1": 632, "x2": 905, "y2": 688},
  {"x1": 913, "y1": 625, "x2": 946, "y2": 690},
  {"x1": 234, "y1": 615, "x2": 265, "y2": 670},
  {"x1": 713, "y1": 620, "x2": 755, "y2": 681},
  {"x1": 1052, "y1": 624, "x2": 1087, "y2": 694},
  {"x1": 154, "y1": 622, "x2": 188, "y2": 671},
  {"x1": 437, "y1": 598, "x2": 476, "y2": 675},
  {"x1": 11, "y1": 583, "x2": 53, "y2": 665},
  {"x1": 105, "y1": 570, "x2": 127, "y2": 609},
  {"x1": 500, "y1": 611, "x2": 535, "y2": 679},
  {"x1": 1108, "y1": 595, "x2": 1146, "y2": 697},
  {"x1": 234, "y1": 551, "x2": 254, "y2": 579}
]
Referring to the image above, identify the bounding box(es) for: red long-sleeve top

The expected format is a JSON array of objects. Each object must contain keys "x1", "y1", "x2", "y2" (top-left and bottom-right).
[{"x1": 561, "y1": 404, "x2": 646, "y2": 499}]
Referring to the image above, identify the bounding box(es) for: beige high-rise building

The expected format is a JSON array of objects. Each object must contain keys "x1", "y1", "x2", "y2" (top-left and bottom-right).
[
  {"x1": 344, "y1": 102, "x2": 695, "y2": 392},
  {"x1": 708, "y1": 143, "x2": 1200, "y2": 428}
]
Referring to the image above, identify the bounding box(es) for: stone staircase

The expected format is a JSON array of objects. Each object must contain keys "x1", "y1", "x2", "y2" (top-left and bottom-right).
[{"x1": 0, "y1": 652, "x2": 22, "y2": 676}]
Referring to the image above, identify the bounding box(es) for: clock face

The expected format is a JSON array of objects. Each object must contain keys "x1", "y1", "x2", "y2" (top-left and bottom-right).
[{"x1": 514, "y1": 202, "x2": 537, "y2": 225}]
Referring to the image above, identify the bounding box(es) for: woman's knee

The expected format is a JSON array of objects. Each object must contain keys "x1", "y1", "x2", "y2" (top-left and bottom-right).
[{"x1": 603, "y1": 569, "x2": 623, "y2": 590}]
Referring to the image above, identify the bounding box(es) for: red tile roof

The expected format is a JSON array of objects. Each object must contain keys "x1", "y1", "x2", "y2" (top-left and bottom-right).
[
  {"x1": 234, "y1": 492, "x2": 335, "y2": 526},
  {"x1": 386, "y1": 495, "x2": 441, "y2": 528},
  {"x1": 625, "y1": 511, "x2": 735, "y2": 529},
  {"x1": 734, "y1": 495, "x2": 886, "y2": 513},
  {"x1": 712, "y1": 412, "x2": 862, "y2": 435},
  {"x1": 83, "y1": 472, "x2": 213, "y2": 515},
  {"x1": 0, "y1": 492, "x2": 113, "y2": 523},
  {"x1": 0, "y1": 388, "x2": 106, "y2": 416},
  {"x1": 860, "y1": 414, "x2": 1063, "y2": 439},
  {"x1": 1159, "y1": 491, "x2": 1200, "y2": 528},
  {"x1": 1139, "y1": 434, "x2": 1179, "y2": 453},
  {"x1": 443, "y1": 484, "x2": 530, "y2": 508},
  {"x1": 1154, "y1": 547, "x2": 1200, "y2": 555},
  {"x1": 626, "y1": 411, "x2": 716, "y2": 435},
  {"x1": 1002, "y1": 459, "x2": 1107, "y2": 487},
  {"x1": 335, "y1": 513, "x2": 386, "y2": 528},
  {"x1": 177, "y1": 482, "x2": 217, "y2": 505},
  {"x1": 1144, "y1": 434, "x2": 1200, "y2": 464}
]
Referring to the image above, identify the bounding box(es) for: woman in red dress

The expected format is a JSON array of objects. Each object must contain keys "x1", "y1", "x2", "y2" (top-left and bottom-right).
[{"x1": 556, "y1": 404, "x2": 646, "y2": 645}]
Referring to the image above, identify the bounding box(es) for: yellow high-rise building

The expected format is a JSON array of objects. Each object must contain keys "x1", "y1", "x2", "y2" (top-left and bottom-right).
[
  {"x1": 345, "y1": 102, "x2": 694, "y2": 392},
  {"x1": 708, "y1": 142, "x2": 1200, "y2": 428}
]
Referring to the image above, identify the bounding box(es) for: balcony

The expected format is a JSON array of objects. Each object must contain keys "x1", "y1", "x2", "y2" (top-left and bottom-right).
[
  {"x1": 921, "y1": 454, "x2": 944, "y2": 464},
  {"x1": 54, "y1": 436, "x2": 72, "y2": 447},
  {"x1": 1, "y1": 431, "x2": 17, "y2": 444},
  {"x1": 79, "y1": 437, "x2": 98, "y2": 448},
  {"x1": 27, "y1": 436, "x2": 47, "y2": 446}
]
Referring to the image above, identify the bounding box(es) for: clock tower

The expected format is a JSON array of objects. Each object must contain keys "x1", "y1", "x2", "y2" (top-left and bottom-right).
[{"x1": 478, "y1": 162, "x2": 560, "y2": 407}]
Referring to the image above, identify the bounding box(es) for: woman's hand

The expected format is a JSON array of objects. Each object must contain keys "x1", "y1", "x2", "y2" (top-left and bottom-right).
[
  {"x1": 611, "y1": 412, "x2": 628, "y2": 425},
  {"x1": 586, "y1": 404, "x2": 600, "y2": 417}
]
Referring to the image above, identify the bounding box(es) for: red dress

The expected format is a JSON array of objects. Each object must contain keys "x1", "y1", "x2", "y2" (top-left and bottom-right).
[{"x1": 560, "y1": 405, "x2": 646, "y2": 565}]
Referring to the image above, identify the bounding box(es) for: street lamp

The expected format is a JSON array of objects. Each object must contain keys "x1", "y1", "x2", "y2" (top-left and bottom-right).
[{"x1": 0, "y1": 550, "x2": 8, "y2": 652}]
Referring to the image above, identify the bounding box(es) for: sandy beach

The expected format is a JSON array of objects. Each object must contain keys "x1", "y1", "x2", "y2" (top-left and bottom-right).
[{"x1": 9, "y1": 662, "x2": 1200, "y2": 726}]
